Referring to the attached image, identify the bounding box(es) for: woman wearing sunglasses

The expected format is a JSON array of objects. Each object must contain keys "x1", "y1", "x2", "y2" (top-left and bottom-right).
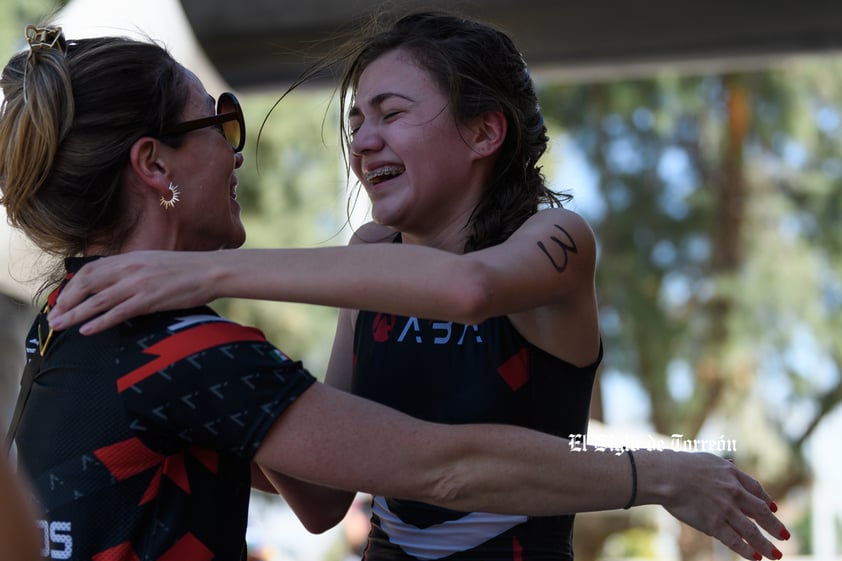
[{"x1": 2, "y1": 24, "x2": 788, "y2": 561}]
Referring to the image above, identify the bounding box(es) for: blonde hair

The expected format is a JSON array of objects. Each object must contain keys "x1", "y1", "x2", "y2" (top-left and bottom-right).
[
  {"x1": 1, "y1": 35, "x2": 74, "y2": 255},
  {"x1": 0, "y1": 27, "x2": 186, "y2": 295}
]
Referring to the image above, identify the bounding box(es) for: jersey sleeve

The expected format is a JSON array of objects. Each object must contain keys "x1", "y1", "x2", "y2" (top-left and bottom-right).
[{"x1": 114, "y1": 310, "x2": 316, "y2": 459}]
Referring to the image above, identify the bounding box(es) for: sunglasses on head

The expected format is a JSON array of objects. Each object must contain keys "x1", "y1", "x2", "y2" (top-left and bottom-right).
[{"x1": 161, "y1": 92, "x2": 245, "y2": 153}]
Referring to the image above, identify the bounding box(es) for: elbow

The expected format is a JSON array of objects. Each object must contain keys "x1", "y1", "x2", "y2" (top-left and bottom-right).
[
  {"x1": 448, "y1": 260, "x2": 496, "y2": 325},
  {"x1": 298, "y1": 509, "x2": 347, "y2": 534}
]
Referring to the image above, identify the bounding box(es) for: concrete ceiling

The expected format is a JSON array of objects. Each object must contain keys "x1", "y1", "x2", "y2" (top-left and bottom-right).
[{"x1": 181, "y1": 0, "x2": 842, "y2": 90}]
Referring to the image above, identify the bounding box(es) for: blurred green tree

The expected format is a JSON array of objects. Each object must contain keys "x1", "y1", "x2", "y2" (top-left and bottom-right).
[
  {"x1": 540, "y1": 59, "x2": 842, "y2": 560},
  {"x1": 215, "y1": 90, "x2": 350, "y2": 378}
]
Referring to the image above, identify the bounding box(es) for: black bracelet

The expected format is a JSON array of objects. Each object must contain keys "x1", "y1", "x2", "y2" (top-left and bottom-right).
[{"x1": 623, "y1": 449, "x2": 637, "y2": 510}]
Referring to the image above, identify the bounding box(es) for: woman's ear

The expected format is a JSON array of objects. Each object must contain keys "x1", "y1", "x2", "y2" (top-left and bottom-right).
[
  {"x1": 468, "y1": 110, "x2": 507, "y2": 159},
  {"x1": 128, "y1": 137, "x2": 170, "y2": 198}
]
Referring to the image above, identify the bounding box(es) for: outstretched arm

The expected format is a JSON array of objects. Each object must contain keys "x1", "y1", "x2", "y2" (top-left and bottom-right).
[
  {"x1": 256, "y1": 382, "x2": 788, "y2": 561},
  {"x1": 49, "y1": 209, "x2": 595, "y2": 335}
]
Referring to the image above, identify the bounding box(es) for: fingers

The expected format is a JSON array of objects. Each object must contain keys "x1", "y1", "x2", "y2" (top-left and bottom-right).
[
  {"x1": 49, "y1": 259, "x2": 113, "y2": 317},
  {"x1": 704, "y1": 502, "x2": 785, "y2": 560},
  {"x1": 78, "y1": 302, "x2": 135, "y2": 335},
  {"x1": 725, "y1": 466, "x2": 789, "y2": 560},
  {"x1": 714, "y1": 522, "x2": 761, "y2": 561},
  {"x1": 51, "y1": 287, "x2": 146, "y2": 334},
  {"x1": 49, "y1": 287, "x2": 111, "y2": 333},
  {"x1": 48, "y1": 251, "x2": 207, "y2": 334},
  {"x1": 48, "y1": 261, "x2": 137, "y2": 333},
  {"x1": 733, "y1": 469, "x2": 790, "y2": 551},
  {"x1": 735, "y1": 468, "x2": 773, "y2": 507},
  {"x1": 727, "y1": 510, "x2": 784, "y2": 560}
]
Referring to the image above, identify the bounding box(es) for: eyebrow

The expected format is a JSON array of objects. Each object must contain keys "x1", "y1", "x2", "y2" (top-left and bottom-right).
[{"x1": 348, "y1": 92, "x2": 415, "y2": 118}]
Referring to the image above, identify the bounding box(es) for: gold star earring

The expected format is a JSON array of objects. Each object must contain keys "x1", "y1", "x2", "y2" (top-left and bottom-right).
[{"x1": 160, "y1": 182, "x2": 180, "y2": 209}]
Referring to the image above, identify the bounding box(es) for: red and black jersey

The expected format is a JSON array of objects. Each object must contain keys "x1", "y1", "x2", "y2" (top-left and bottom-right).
[
  {"x1": 14, "y1": 257, "x2": 316, "y2": 561},
  {"x1": 353, "y1": 311, "x2": 600, "y2": 561}
]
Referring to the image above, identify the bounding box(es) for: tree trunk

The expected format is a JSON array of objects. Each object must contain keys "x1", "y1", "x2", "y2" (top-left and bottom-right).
[{"x1": 679, "y1": 73, "x2": 750, "y2": 561}]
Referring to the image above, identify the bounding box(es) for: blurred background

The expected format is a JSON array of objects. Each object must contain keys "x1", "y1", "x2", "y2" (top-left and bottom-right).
[{"x1": 1, "y1": 1, "x2": 841, "y2": 560}]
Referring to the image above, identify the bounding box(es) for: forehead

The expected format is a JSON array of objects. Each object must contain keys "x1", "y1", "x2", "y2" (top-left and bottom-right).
[{"x1": 354, "y1": 48, "x2": 441, "y2": 104}]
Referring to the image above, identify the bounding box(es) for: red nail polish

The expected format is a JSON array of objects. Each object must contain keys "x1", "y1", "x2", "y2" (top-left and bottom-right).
[
  {"x1": 780, "y1": 528, "x2": 791, "y2": 540},
  {"x1": 753, "y1": 552, "x2": 761, "y2": 561},
  {"x1": 770, "y1": 501, "x2": 778, "y2": 512},
  {"x1": 773, "y1": 546, "x2": 783, "y2": 559}
]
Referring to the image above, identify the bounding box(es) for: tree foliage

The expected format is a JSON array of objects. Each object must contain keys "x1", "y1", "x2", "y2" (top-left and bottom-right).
[
  {"x1": 215, "y1": 90, "x2": 351, "y2": 378},
  {"x1": 539, "y1": 57, "x2": 842, "y2": 557}
]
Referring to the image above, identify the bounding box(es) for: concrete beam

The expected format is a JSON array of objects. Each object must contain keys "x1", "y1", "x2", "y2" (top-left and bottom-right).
[{"x1": 181, "y1": 0, "x2": 842, "y2": 90}]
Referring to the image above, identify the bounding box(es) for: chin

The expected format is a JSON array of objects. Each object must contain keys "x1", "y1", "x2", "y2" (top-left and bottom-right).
[
  {"x1": 370, "y1": 204, "x2": 402, "y2": 229},
  {"x1": 223, "y1": 227, "x2": 247, "y2": 249},
  {"x1": 227, "y1": 235, "x2": 246, "y2": 249}
]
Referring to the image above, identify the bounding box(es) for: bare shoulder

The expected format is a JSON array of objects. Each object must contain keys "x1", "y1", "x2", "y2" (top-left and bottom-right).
[
  {"x1": 516, "y1": 208, "x2": 597, "y2": 254},
  {"x1": 348, "y1": 222, "x2": 398, "y2": 246},
  {"x1": 525, "y1": 207, "x2": 594, "y2": 233},
  {"x1": 509, "y1": 208, "x2": 600, "y2": 363}
]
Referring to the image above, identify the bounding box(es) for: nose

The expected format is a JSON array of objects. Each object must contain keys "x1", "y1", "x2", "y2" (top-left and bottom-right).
[
  {"x1": 234, "y1": 151, "x2": 244, "y2": 168},
  {"x1": 350, "y1": 121, "x2": 383, "y2": 157}
]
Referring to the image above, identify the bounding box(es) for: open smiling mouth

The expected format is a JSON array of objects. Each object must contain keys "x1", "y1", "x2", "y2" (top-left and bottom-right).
[{"x1": 366, "y1": 165, "x2": 405, "y2": 185}]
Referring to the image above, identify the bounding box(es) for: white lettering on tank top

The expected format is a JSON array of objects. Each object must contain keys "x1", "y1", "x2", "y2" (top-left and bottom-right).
[{"x1": 395, "y1": 317, "x2": 483, "y2": 345}]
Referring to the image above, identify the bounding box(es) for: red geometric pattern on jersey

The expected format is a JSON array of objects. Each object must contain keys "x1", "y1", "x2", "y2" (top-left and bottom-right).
[
  {"x1": 46, "y1": 271, "x2": 72, "y2": 307},
  {"x1": 94, "y1": 437, "x2": 219, "y2": 504},
  {"x1": 13, "y1": 256, "x2": 317, "y2": 561},
  {"x1": 372, "y1": 313, "x2": 397, "y2": 342},
  {"x1": 158, "y1": 533, "x2": 214, "y2": 561},
  {"x1": 92, "y1": 533, "x2": 213, "y2": 561},
  {"x1": 116, "y1": 322, "x2": 266, "y2": 391},
  {"x1": 513, "y1": 537, "x2": 523, "y2": 561},
  {"x1": 92, "y1": 541, "x2": 139, "y2": 561},
  {"x1": 353, "y1": 310, "x2": 600, "y2": 560},
  {"x1": 497, "y1": 347, "x2": 529, "y2": 391}
]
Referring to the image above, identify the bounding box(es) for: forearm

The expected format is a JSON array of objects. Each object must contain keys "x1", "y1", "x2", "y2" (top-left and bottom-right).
[
  {"x1": 417, "y1": 423, "x2": 663, "y2": 516},
  {"x1": 257, "y1": 384, "x2": 656, "y2": 516},
  {"x1": 48, "y1": 245, "x2": 487, "y2": 332},
  {"x1": 210, "y1": 246, "x2": 487, "y2": 322}
]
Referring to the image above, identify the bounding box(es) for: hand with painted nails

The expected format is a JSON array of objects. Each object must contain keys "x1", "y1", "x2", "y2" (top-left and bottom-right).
[{"x1": 645, "y1": 450, "x2": 789, "y2": 560}]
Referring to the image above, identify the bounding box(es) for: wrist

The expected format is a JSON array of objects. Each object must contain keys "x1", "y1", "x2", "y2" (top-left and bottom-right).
[
  {"x1": 632, "y1": 448, "x2": 679, "y2": 507},
  {"x1": 207, "y1": 250, "x2": 232, "y2": 300}
]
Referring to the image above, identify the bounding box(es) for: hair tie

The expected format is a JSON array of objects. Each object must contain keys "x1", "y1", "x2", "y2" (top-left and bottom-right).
[{"x1": 25, "y1": 25, "x2": 66, "y2": 53}]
